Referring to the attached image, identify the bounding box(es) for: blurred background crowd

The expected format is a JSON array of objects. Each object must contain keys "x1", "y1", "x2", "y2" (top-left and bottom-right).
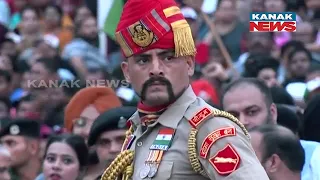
[{"x1": 0, "y1": 0, "x2": 319, "y2": 179}]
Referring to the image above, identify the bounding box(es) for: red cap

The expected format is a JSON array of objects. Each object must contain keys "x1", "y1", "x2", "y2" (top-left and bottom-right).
[{"x1": 115, "y1": 0, "x2": 196, "y2": 58}]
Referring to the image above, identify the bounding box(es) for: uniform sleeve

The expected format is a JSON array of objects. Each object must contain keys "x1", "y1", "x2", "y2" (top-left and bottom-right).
[{"x1": 196, "y1": 116, "x2": 270, "y2": 180}]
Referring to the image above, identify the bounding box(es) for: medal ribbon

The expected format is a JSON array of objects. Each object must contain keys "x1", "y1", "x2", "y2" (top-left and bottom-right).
[{"x1": 141, "y1": 128, "x2": 175, "y2": 178}]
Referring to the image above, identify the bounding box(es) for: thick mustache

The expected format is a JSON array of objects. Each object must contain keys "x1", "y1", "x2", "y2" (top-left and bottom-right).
[{"x1": 143, "y1": 77, "x2": 171, "y2": 88}]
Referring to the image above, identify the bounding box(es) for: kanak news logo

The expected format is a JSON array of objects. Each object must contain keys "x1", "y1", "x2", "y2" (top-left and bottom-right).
[{"x1": 249, "y1": 12, "x2": 296, "y2": 32}]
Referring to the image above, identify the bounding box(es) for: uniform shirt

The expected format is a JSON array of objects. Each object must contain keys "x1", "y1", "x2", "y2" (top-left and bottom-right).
[{"x1": 128, "y1": 86, "x2": 269, "y2": 180}]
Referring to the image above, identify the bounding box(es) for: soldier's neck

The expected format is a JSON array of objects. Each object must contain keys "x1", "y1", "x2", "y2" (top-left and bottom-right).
[{"x1": 17, "y1": 158, "x2": 41, "y2": 180}]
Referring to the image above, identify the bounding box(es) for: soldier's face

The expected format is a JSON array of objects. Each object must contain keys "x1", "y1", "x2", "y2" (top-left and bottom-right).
[
  {"x1": 96, "y1": 130, "x2": 126, "y2": 166},
  {"x1": 0, "y1": 136, "x2": 30, "y2": 167},
  {"x1": 122, "y1": 49, "x2": 195, "y2": 106},
  {"x1": 222, "y1": 84, "x2": 277, "y2": 130}
]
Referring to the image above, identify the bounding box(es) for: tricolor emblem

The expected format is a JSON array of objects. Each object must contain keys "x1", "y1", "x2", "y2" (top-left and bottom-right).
[{"x1": 150, "y1": 128, "x2": 175, "y2": 151}]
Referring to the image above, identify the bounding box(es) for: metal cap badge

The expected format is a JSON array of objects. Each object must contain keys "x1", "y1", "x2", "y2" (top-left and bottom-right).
[{"x1": 10, "y1": 125, "x2": 20, "y2": 135}]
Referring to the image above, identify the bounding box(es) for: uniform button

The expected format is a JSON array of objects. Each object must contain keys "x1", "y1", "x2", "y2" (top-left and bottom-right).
[{"x1": 137, "y1": 142, "x2": 143, "y2": 147}]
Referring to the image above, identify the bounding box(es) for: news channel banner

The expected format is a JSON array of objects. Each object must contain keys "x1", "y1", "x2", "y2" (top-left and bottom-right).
[{"x1": 249, "y1": 12, "x2": 297, "y2": 32}]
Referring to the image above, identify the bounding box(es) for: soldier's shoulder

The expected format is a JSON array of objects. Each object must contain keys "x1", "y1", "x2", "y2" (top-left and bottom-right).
[{"x1": 184, "y1": 98, "x2": 248, "y2": 135}]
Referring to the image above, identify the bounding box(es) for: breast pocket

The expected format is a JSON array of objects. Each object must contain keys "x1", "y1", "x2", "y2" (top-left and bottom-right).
[{"x1": 153, "y1": 161, "x2": 174, "y2": 180}]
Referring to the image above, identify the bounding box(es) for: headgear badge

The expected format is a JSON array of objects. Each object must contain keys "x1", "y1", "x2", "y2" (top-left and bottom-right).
[{"x1": 115, "y1": 0, "x2": 196, "y2": 58}]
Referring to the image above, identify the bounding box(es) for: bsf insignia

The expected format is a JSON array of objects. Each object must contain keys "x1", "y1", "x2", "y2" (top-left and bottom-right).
[
  {"x1": 209, "y1": 144, "x2": 240, "y2": 176},
  {"x1": 189, "y1": 107, "x2": 213, "y2": 128},
  {"x1": 200, "y1": 127, "x2": 236, "y2": 159},
  {"x1": 131, "y1": 23, "x2": 154, "y2": 47},
  {"x1": 10, "y1": 125, "x2": 20, "y2": 135}
]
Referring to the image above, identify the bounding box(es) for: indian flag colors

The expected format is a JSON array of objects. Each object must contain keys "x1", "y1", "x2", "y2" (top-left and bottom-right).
[{"x1": 150, "y1": 128, "x2": 175, "y2": 151}]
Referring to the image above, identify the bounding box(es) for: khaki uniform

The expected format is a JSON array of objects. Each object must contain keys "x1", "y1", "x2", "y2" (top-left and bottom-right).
[{"x1": 102, "y1": 86, "x2": 269, "y2": 180}]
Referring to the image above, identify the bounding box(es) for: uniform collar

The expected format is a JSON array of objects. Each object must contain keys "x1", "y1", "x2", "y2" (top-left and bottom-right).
[{"x1": 130, "y1": 85, "x2": 197, "y2": 129}]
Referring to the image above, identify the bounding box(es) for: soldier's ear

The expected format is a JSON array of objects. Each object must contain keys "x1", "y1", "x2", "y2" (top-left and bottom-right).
[
  {"x1": 186, "y1": 56, "x2": 195, "y2": 77},
  {"x1": 121, "y1": 60, "x2": 131, "y2": 83}
]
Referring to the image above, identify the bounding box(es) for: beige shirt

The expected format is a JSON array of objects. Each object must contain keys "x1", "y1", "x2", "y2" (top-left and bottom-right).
[{"x1": 128, "y1": 86, "x2": 269, "y2": 180}]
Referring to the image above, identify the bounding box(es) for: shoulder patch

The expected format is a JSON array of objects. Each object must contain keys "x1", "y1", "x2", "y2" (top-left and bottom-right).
[
  {"x1": 189, "y1": 107, "x2": 213, "y2": 128},
  {"x1": 199, "y1": 127, "x2": 236, "y2": 159},
  {"x1": 212, "y1": 110, "x2": 249, "y2": 137},
  {"x1": 209, "y1": 144, "x2": 240, "y2": 176}
]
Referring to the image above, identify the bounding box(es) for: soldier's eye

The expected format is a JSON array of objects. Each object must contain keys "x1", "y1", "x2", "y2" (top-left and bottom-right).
[
  {"x1": 137, "y1": 58, "x2": 149, "y2": 64},
  {"x1": 164, "y1": 56, "x2": 174, "y2": 62}
]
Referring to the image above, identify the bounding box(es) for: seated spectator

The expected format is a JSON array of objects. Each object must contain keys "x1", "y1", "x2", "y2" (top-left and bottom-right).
[
  {"x1": 270, "y1": 86, "x2": 295, "y2": 106},
  {"x1": 16, "y1": 6, "x2": 42, "y2": 53},
  {"x1": 221, "y1": 78, "x2": 278, "y2": 130},
  {"x1": 276, "y1": 105, "x2": 320, "y2": 180},
  {"x1": 236, "y1": 32, "x2": 274, "y2": 74},
  {"x1": 244, "y1": 55, "x2": 280, "y2": 87},
  {"x1": 43, "y1": 4, "x2": 73, "y2": 50},
  {"x1": 0, "y1": 97, "x2": 11, "y2": 119},
  {"x1": 29, "y1": 57, "x2": 60, "y2": 88},
  {"x1": 62, "y1": 16, "x2": 109, "y2": 80},
  {"x1": 292, "y1": 22, "x2": 320, "y2": 62},
  {"x1": 14, "y1": 94, "x2": 41, "y2": 119},
  {"x1": 283, "y1": 46, "x2": 312, "y2": 88},
  {"x1": 249, "y1": 125, "x2": 305, "y2": 180},
  {"x1": 278, "y1": 40, "x2": 305, "y2": 83},
  {"x1": 303, "y1": 94, "x2": 320, "y2": 142},
  {"x1": 0, "y1": 70, "x2": 11, "y2": 98},
  {"x1": 276, "y1": 104, "x2": 301, "y2": 136},
  {"x1": 0, "y1": 38, "x2": 18, "y2": 63},
  {"x1": 40, "y1": 134, "x2": 88, "y2": 180}
]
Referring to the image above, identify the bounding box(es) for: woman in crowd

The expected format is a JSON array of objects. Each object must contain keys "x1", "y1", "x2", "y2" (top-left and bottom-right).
[{"x1": 36, "y1": 134, "x2": 88, "y2": 180}]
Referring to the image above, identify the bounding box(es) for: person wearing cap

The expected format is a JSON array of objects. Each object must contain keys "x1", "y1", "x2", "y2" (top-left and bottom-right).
[
  {"x1": 84, "y1": 106, "x2": 136, "y2": 180},
  {"x1": 101, "y1": 0, "x2": 268, "y2": 179},
  {"x1": 0, "y1": 119, "x2": 42, "y2": 180}
]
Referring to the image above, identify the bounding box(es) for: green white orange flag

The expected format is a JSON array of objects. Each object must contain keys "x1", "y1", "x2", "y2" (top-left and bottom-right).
[{"x1": 150, "y1": 128, "x2": 175, "y2": 151}]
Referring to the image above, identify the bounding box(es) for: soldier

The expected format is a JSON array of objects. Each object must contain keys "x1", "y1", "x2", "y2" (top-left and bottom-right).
[
  {"x1": 87, "y1": 106, "x2": 136, "y2": 180},
  {"x1": 100, "y1": 0, "x2": 269, "y2": 179},
  {"x1": 0, "y1": 119, "x2": 42, "y2": 180}
]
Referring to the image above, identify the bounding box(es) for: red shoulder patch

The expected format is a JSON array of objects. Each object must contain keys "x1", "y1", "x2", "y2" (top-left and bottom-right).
[
  {"x1": 199, "y1": 127, "x2": 236, "y2": 159},
  {"x1": 209, "y1": 144, "x2": 240, "y2": 176},
  {"x1": 189, "y1": 107, "x2": 213, "y2": 128}
]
